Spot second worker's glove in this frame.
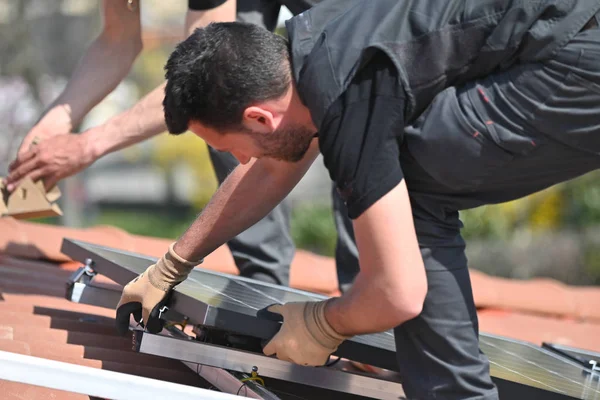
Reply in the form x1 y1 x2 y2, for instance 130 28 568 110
115 243 203 335
260 300 352 366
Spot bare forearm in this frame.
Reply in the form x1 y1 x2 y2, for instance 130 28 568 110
174 162 289 260
325 181 428 336
84 83 167 158
174 142 319 261
326 272 417 335
41 0 143 130
48 34 141 130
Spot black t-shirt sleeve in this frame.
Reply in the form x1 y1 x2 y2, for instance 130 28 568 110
188 0 228 10
319 53 406 219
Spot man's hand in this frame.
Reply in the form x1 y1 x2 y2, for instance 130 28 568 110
5 133 95 192
260 300 352 366
115 243 203 335
16 105 74 158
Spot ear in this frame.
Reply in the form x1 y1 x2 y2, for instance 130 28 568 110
243 106 276 134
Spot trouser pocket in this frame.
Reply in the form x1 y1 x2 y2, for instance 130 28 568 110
406 86 515 192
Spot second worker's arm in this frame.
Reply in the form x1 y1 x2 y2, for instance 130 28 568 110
15 0 143 157
79 1 237 161
6 0 237 192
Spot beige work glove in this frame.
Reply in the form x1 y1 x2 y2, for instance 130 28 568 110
261 300 352 366
115 243 202 335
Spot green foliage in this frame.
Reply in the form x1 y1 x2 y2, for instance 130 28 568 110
560 171 600 229
290 202 337 257
461 170 600 240
94 209 195 240
146 132 218 209
583 244 600 286
88 204 339 257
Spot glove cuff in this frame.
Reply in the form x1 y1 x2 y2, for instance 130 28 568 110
147 243 204 292
304 299 352 350
167 242 204 267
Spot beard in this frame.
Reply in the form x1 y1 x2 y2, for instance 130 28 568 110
252 123 315 162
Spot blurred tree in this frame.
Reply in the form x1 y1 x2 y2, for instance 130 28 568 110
291 202 337 256
460 170 600 240
0 0 100 101
149 132 218 209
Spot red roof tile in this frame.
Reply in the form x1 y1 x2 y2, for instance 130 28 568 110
0 380 88 400
478 309 600 352
471 272 600 321
0 253 209 398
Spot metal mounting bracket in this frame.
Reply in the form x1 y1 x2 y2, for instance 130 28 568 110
68 258 97 284
65 257 123 309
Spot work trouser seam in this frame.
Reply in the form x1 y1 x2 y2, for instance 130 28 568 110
531 48 585 122
566 60 600 95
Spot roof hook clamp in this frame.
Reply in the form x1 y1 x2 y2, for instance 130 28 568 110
69 258 97 286
65 258 97 301
588 360 600 381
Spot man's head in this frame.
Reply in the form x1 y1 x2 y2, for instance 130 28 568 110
163 22 316 164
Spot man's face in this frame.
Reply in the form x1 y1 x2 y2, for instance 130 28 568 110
189 121 315 164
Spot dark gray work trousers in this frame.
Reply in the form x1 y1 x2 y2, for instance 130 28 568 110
208 0 360 288
397 20 600 400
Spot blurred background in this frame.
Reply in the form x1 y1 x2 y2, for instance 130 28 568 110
2 0 600 286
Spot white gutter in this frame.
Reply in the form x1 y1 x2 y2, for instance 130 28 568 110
0 350 245 400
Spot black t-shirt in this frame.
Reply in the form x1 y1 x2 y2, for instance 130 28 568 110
188 0 228 10
319 52 406 219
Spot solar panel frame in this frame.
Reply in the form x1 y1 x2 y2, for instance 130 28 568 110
61 239 600 399
480 334 600 400
60 238 399 371
542 343 600 370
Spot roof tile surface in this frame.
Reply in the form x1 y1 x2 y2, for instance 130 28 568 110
0 250 209 399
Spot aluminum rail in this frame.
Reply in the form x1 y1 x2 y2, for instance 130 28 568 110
0 350 245 400
135 331 406 400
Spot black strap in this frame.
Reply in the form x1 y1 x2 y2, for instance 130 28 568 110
188 0 228 11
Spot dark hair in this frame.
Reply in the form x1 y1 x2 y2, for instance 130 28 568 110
163 22 291 134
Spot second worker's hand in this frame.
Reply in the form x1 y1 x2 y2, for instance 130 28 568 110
258 300 352 366
5 133 96 193
15 105 74 158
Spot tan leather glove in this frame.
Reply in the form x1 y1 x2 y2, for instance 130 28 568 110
262 300 352 366
115 243 202 335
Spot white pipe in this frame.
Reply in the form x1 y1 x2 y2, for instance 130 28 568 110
0 350 245 400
